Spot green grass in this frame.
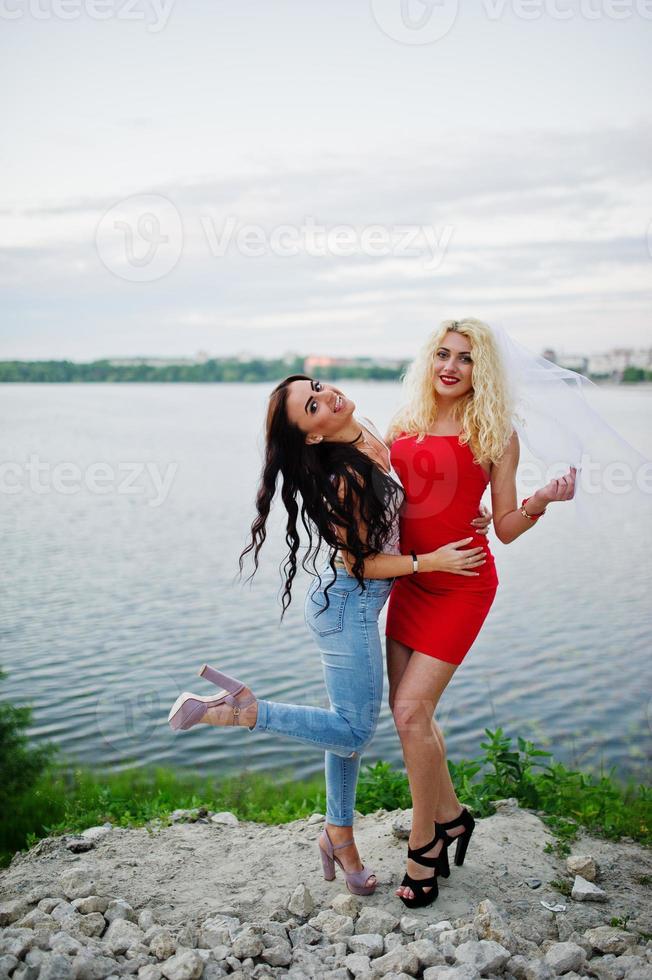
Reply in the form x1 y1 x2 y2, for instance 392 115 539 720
3 726 650 869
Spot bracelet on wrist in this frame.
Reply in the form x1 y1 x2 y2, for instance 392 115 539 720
410 550 419 573
520 496 546 521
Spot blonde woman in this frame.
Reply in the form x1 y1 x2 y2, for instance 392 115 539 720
384 318 576 908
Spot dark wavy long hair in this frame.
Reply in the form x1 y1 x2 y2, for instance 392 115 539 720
239 374 402 616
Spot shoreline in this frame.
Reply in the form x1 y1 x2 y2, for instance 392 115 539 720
1 799 651 979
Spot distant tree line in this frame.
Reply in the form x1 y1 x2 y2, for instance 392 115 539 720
0 359 648 384
0 358 409 383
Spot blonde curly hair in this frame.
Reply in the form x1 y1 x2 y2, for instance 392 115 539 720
388 318 515 466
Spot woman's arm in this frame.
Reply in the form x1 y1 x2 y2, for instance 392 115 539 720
490 431 576 544
332 475 485 579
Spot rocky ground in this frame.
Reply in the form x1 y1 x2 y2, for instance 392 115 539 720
1 798 651 980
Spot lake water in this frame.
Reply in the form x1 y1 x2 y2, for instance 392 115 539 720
1 382 651 786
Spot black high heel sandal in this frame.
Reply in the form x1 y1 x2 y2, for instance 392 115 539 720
433 806 476 878
398 833 441 909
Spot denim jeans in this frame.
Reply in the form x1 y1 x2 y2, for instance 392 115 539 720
252 566 395 826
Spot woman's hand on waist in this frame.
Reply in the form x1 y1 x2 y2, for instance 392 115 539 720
418 538 487 576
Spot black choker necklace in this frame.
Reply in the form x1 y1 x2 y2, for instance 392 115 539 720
343 429 365 446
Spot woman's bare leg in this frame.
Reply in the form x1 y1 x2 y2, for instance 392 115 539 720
387 639 462 822
388 643 461 900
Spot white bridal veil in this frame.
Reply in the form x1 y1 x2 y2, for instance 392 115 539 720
489 322 652 532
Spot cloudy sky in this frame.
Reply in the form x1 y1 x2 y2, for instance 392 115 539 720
1 0 651 361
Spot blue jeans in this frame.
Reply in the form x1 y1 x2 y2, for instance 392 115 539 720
252 566 394 826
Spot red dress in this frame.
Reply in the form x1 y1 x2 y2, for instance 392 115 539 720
385 433 499 665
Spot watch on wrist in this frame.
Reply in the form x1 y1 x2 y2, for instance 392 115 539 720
410 550 419 573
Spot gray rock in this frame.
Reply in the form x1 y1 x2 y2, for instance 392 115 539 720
81 826 112 842
356 909 399 937
555 921 593 952
287 884 314 920
370 945 419 977
39 954 75 980
137 968 162 980
383 932 404 953
16 909 58 932
11 965 40 980
103 920 146 956
40 900 66 915
348 934 384 958
572 876 607 903
209 812 238 827
0 954 19 980
231 928 264 959
25 950 49 968
441 941 459 964
587 954 651 980
0 929 36 959
71 913 105 938
72 898 109 916
51 903 76 924
344 952 371 976
198 917 239 948
424 968 481 980
523 961 553 980
507 954 532 979
199 967 227 980
159 952 203 980
583 928 637 955
330 894 360 920
72 950 116 980
0 900 34 927
440 927 480 948
258 923 289 944
405 939 446 968
105 902 137 925
544 942 587 974
287 924 321 947
149 934 177 961
306 813 325 825
307 910 354 941
422 922 455 942
566 855 597 882
474 900 517 954
137 912 157 933
259 941 292 967
169 810 196 823
176 926 198 951
61 867 97 901
454 940 511 974
400 916 420 937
